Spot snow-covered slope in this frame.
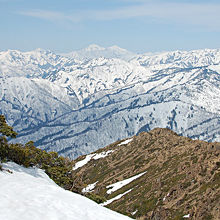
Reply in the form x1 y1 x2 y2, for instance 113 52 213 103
0 162 131 220
0 46 220 158
0 48 77 78
131 49 220 70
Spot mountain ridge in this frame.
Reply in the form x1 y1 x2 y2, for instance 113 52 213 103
71 128 220 219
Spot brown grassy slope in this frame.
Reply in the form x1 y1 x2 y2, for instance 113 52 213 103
71 128 220 220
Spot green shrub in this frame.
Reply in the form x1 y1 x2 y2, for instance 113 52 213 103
0 114 73 190
0 115 17 138
85 193 107 204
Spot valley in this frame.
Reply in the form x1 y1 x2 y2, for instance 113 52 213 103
0 46 220 158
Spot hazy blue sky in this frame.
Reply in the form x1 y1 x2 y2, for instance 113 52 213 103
1 0 220 53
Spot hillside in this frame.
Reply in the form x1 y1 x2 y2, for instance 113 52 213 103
0 46 220 158
0 162 131 220
0 114 132 219
71 128 220 219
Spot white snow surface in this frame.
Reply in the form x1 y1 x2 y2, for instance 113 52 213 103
118 138 133 146
73 154 95 170
0 162 131 220
101 189 133 206
82 181 98 193
208 64 220 73
73 150 114 170
131 210 138 215
106 171 147 194
93 150 114 160
183 214 190 218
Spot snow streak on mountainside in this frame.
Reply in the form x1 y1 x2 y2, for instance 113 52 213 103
0 46 220 158
0 162 131 220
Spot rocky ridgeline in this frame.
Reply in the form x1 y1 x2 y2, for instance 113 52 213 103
72 128 220 219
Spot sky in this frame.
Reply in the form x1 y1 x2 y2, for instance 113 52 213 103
1 0 220 53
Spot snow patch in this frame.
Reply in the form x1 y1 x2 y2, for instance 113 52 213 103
101 189 133 206
82 181 98 193
131 210 138 215
118 138 133 146
73 154 95 170
106 171 147 194
183 214 190 218
93 150 114 160
73 150 114 170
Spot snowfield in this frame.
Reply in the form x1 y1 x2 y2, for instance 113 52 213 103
0 162 131 220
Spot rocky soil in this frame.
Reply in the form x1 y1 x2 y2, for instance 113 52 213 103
72 128 220 219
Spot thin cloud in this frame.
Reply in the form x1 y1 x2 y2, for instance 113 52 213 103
19 10 66 21
17 1 220 30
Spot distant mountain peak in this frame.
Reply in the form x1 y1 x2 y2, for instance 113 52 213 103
62 44 135 61
34 48 48 52
107 45 129 52
84 44 105 51
83 44 128 52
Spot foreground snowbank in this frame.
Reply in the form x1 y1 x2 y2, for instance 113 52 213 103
0 162 131 220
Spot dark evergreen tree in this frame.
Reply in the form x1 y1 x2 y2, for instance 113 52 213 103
0 114 74 189
0 115 17 138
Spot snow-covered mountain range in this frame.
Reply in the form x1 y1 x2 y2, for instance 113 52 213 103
0 45 220 158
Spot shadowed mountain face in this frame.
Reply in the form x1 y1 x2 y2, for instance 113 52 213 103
0 47 220 158
71 128 220 220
